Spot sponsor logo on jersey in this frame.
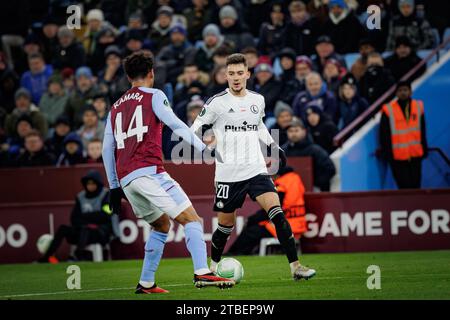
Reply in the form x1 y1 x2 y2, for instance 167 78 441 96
228 108 235 113
250 105 259 114
224 121 258 132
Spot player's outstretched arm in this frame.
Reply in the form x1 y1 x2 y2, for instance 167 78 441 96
102 112 120 189
258 118 287 169
152 91 206 152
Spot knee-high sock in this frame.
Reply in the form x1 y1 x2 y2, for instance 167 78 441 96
184 221 210 274
140 230 167 284
268 206 298 263
211 224 234 263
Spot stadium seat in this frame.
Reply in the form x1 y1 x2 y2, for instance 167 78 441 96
431 28 441 48
259 237 302 256
417 50 437 66
344 53 360 69
444 28 450 49
70 243 111 262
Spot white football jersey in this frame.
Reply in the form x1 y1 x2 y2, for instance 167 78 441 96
191 88 273 182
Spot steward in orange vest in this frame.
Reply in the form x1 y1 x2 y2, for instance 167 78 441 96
227 167 307 255
380 81 427 188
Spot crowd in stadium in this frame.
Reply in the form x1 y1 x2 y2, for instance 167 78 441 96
0 0 447 190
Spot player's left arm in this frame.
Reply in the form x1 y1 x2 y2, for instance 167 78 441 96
257 100 287 168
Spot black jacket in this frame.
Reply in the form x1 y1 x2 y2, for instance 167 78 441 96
16 148 55 167
359 65 396 104
282 135 336 191
308 115 339 155
384 52 427 82
52 41 86 71
249 76 282 115
283 18 319 56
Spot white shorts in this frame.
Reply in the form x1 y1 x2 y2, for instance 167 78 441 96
123 172 192 223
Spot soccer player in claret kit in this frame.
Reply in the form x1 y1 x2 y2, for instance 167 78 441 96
102 51 234 294
191 53 316 281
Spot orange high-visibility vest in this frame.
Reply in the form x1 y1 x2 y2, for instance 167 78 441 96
382 99 424 161
259 172 307 238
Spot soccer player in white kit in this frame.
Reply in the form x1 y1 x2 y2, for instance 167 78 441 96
191 53 316 281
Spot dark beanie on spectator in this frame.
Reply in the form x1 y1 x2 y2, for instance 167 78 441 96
104 45 122 58
54 115 71 127
16 114 33 128
15 88 32 101
339 73 357 88
316 35 333 46
395 36 412 48
278 48 297 62
127 29 144 42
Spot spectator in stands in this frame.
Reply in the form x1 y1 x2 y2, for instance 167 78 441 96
336 73 369 130
278 48 297 83
56 132 86 166
148 6 175 53
98 45 129 103
86 138 103 163
280 55 312 106
77 106 105 150
186 96 204 126
14 34 42 76
306 0 329 25
0 52 20 114
83 9 118 74
212 45 234 69
61 68 75 94
359 52 396 104
257 2 287 56
384 36 426 82
194 24 225 72
311 35 346 75
40 16 60 64
281 118 336 191
45 115 71 159
305 104 338 154
174 63 209 104
174 81 206 121
156 25 196 86
39 75 68 127
321 0 366 54
206 64 228 97
386 0 435 50
284 1 319 56
322 58 346 95
292 72 338 124
65 67 100 129
250 62 282 122
227 166 306 255
92 93 109 125
122 29 145 57
20 53 53 105
117 12 148 47
242 47 259 75
379 81 427 188
0 115 33 164
183 0 213 43
16 130 55 167
268 102 294 146
38 169 112 262
53 26 86 71
5 88 48 137
219 5 255 52
350 38 376 81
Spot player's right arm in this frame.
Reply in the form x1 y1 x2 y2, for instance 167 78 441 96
190 100 220 135
152 90 206 152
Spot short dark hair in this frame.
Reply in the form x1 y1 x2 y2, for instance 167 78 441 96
241 46 258 56
184 63 198 70
226 53 247 67
25 129 43 140
123 51 154 80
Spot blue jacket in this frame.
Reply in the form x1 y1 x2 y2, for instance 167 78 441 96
20 65 53 104
292 84 338 124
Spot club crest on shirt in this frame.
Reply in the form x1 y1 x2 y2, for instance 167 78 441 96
250 105 259 114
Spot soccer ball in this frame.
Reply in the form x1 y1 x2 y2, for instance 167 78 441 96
36 234 53 254
216 258 244 284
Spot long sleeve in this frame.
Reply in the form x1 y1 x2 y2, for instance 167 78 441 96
152 90 206 152
379 111 393 161
102 112 120 189
421 111 428 158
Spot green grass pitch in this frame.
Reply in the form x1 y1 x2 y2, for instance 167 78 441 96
1 250 449 300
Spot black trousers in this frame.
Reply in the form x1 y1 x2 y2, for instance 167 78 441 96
390 158 422 189
44 225 109 259
227 210 272 255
